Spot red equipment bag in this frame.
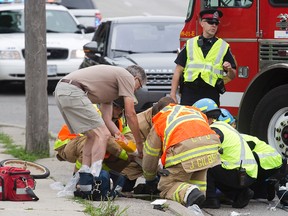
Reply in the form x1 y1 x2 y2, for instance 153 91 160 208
0 166 39 201
0 175 4 200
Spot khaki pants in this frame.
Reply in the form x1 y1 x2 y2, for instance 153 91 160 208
158 163 207 205
56 136 86 164
121 161 143 180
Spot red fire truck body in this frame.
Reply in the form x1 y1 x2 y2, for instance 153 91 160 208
180 0 288 158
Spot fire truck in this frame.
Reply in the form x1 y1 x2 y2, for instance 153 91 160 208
179 0 288 158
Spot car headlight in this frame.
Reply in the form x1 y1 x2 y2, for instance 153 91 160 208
0 50 21 59
70 49 85 59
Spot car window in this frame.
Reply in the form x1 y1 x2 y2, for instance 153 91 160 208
46 10 78 33
0 11 24 33
93 22 110 53
74 16 94 27
208 0 253 7
0 9 79 34
110 22 182 54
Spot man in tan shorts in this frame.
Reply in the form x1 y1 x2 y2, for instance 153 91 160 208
53 99 129 175
54 65 146 179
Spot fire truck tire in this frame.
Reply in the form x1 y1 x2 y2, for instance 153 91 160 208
250 84 288 158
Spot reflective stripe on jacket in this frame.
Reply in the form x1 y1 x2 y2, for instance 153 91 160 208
152 103 218 166
54 124 78 150
118 117 131 134
54 139 70 150
184 36 229 86
75 159 82 170
211 121 258 178
242 134 282 170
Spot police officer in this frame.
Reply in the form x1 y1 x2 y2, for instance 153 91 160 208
170 9 237 106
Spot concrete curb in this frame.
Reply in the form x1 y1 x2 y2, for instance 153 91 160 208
0 124 196 216
0 123 25 129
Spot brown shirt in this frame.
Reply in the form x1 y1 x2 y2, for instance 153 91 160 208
65 65 135 103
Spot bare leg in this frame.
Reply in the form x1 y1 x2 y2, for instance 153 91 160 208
90 125 110 163
82 133 94 167
82 125 110 175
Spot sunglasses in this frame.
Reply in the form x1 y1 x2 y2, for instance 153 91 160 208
204 20 219 26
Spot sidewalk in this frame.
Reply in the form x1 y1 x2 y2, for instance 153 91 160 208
0 124 195 216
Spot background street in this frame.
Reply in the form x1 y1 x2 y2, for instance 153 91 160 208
0 0 188 135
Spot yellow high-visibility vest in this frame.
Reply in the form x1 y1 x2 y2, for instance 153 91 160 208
211 121 258 178
242 134 282 170
184 36 229 87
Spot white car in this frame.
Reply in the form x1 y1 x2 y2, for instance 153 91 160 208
59 0 102 28
0 2 94 83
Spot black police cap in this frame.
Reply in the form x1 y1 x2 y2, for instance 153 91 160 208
199 9 223 21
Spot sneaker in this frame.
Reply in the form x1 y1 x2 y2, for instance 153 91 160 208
202 198 221 209
232 188 254 208
185 188 205 208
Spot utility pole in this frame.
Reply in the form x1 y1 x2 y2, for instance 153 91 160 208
25 0 49 155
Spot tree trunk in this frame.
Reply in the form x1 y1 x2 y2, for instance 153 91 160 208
25 0 49 155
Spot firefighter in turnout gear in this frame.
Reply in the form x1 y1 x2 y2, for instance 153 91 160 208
142 102 221 207
54 125 86 174
193 98 258 209
124 96 177 194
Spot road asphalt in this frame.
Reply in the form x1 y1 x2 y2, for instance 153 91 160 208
0 124 287 216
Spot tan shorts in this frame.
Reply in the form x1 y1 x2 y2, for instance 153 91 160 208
54 82 104 134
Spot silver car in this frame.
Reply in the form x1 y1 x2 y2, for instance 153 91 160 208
80 16 185 112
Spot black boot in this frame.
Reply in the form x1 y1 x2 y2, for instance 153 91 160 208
185 188 205 208
202 197 220 209
232 188 254 208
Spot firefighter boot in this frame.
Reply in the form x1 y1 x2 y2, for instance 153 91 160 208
202 197 220 209
232 188 254 208
134 178 160 195
185 188 205 208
